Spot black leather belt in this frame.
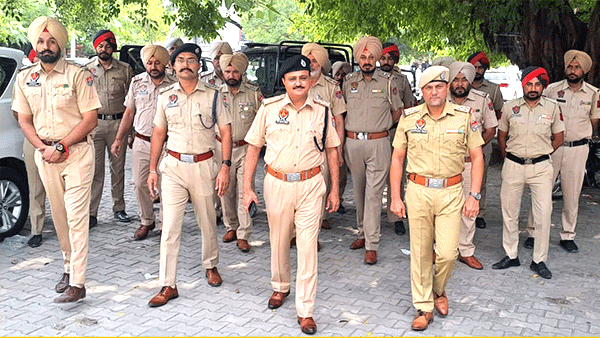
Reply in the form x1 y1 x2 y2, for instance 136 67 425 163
563 139 589 147
506 152 549 165
98 113 124 120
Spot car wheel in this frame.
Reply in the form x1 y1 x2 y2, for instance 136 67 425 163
0 166 29 238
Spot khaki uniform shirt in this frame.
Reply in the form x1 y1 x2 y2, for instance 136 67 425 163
154 81 231 154
499 97 565 158
392 69 416 107
12 58 102 140
308 74 346 117
124 72 177 137
448 88 498 132
393 102 484 178
543 79 600 142
342 69 404 133
219 81 263 142
245 94 341 172
474 78 503 112
200 71 225 87
86 56 134 115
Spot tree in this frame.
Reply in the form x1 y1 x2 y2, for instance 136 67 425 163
240 0 307 43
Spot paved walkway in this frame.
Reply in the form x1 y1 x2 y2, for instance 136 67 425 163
2 149 600 336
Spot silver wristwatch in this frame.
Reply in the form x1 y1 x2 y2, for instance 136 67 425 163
469 192 482 200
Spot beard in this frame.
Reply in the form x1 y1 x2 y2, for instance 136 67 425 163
450 85 470 98
566 73 583 84
38 48 61 64
474 72 484 81
524 90 542 101
226 78 242 87
98 52 112 61
361 64 375 75
148 69 165 79
380 64 393 72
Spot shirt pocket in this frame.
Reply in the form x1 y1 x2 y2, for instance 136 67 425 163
109 77 126 99
442 130 467 156
52 87 75 110
192 104 216 131
23 87 43 112
265 123 292 147
238 103 256 125
535 115 552 136
166 107 184 128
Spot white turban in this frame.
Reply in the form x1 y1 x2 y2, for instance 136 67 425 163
210 42 233 61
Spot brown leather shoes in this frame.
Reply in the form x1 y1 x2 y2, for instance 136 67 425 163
237 239 250 252
411 310 433 331
459 255 483 270
134 222 155 240
54 285 86 303
297 316 317 335
55 273 70 293
290 237 296 248
222 230 237 243
206 267 222 287
148 286 179 307
267 290 290 309
434 292 448 316
321 219 331 229
365 250 377 264
350 238 365 250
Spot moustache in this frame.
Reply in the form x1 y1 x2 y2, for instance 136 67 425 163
40 50 54 55
293 86 305 90
180 68 193 73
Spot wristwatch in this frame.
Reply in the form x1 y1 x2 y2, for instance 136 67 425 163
55 142 66 153
469 192 482 200
222 160 232 167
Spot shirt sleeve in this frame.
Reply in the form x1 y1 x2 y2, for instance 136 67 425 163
11 73 32 115
215 90 232 128
324 106 341 148
75 68 102 113
591 89 600 119
392 114 409 149
389 75 404 112
551 103 566 134
244 103 267 147
498 104 511 132
482 95 499 129
466 113 485 149
153 93 168 129
493 85 504 111
401 75 415 107
124 80 136 110
329 83 347 117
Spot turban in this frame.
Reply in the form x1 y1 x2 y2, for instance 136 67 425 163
332 61 352 76
210 41 233 61
279 55 310 79
141 44 170 66
93 30 117 50
28 16 68 52
419 66 449 89
323 59 331 74
25 44 37 63
302 42 329 69
467 51 490 68
448 62 476 83
564 50 592 74
432 56 456 68
382 42 400 64
220 52 249 73
521 66 550 88
164 37 183 51
170 43 202 66
353 36 383 63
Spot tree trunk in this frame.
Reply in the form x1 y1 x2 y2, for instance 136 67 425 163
584 1 600 87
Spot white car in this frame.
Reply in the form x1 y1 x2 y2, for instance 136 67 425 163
0 47 29 239
484 66 523 101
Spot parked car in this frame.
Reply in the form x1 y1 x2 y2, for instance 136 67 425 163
0 47 29 239
484 66 523 101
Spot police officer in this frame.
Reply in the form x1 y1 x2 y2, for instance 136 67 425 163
217 52 263 252
523 51 600 253
332 61 352 87
380 42 416 235
242 55 340 335
389 66 484 331
492 67 564 279
110 45 176 240
164 37 184 78
467 51 504 229
147 43 232 307
86 30 134 227
343 36 403 264
200 41 233 86
302 42 346 230
13 16 101 302
447 62 498 270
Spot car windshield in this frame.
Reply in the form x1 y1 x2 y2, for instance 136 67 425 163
485 72 508 82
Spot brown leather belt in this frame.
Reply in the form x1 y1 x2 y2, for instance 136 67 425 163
167 149 213 163
346 130 389 140
135 132 151 142
266 165 321 182
216 135 248 147
40 139 60 146
408 173 462 189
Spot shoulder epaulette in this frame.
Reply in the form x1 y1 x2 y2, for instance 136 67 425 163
323 76 339 86
345 72 357 80
313 94 330 108
454 105 471 114
263 94 285 105
132 73 145 82
204 81 219 90
244 81 261 91
470 88 487 99
18 64 35 72
378 70 392 78
404 106 421 116
65 60 86 68
159 83 177 94
583 81 599 93
542 96 559 105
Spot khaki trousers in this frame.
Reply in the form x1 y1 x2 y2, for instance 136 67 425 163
458 162 477 257
90 118 127 216
386 127 404 223
339 161 348 202
216 144 253 240
500 159 553 263
406 181 463 312
131 138 163 229
35 141 93 286
264 173 326 318
23 139 46 235
525 145 588 240
158 155 219 287
478 142 493 217
345 137 391 250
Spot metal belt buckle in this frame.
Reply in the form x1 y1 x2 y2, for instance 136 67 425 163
287 172 301 182
563 142 571 147
427 178 444 189
357 132 368 140
524 158 533 165
180 154 195 163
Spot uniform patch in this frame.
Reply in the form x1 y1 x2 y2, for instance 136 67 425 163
209 79 215 85
276 109 290 124
557 90 564 98
335 90 343 99
26 72 41 87
166 94 178 108
580 100 591 106
512 106 521 116
488 101 494 111
332 116 336 128
223 96 229 108
351 82 358 93
138 84 148 95
90 68 96 75
259 94 264 102
471 119 480 131
86 76 94 86
392 87 398 96
411 118 427 134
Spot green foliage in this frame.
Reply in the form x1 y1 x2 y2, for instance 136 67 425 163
240 0 307 43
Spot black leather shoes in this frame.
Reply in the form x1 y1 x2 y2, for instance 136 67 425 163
89 216 97 229
114 211 131 223
523 237 534 249
492 256 520 269
530 261 552 279
475 217 486 229
394 221 406 235
560 240 578 253
28 235 42 248
337 204 346 214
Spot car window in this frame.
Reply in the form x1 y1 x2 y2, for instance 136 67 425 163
485 72 508 82
0 56 17 98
